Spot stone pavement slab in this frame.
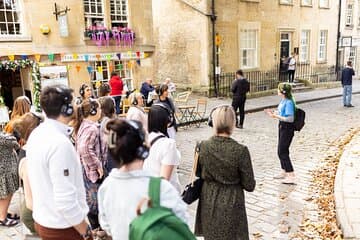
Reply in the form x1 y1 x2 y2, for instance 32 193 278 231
335 132 360 239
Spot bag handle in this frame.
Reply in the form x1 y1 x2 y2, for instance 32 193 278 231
135 197 152 216
149 177 161 208
188 141 201 186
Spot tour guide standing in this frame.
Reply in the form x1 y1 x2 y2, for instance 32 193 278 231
26 85 92 240
231 69 250 129
265 83 296 184
109 72 123 114
342 60 355 107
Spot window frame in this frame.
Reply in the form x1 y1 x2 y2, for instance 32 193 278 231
83 0 105 29
239 29 259 69
0 0 28 39
300 30 311 63
110 0 129 28
317 30 328 62
279 0 293 5
301 0 313 7
348 47 356 67
319 0 330 8
345 3 354 28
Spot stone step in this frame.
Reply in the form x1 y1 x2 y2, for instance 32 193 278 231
292 86 312 92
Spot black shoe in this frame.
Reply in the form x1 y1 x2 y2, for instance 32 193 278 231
348 104 355 107
236 124 243 129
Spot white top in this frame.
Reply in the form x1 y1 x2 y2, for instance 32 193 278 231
126 106 148 133
27 119 88 228
288 57 296 70
98 169 189 240
143 132 182 193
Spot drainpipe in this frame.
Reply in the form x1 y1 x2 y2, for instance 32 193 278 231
210 0 217 97
336 0 342 80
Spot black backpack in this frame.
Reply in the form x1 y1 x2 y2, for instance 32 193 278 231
294 108 305 131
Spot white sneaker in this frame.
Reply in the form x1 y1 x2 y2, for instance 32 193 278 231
281 176 296 184
274 172 286 179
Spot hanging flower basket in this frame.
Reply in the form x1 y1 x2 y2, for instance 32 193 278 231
84 26 136 48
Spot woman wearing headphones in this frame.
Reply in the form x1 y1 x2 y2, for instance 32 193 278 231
195 105 255 240
4 96 31 134
75 84 92 105
97 119 188 239
156 84 177 139
126 92 147 133
74 99 107 239
265 83 296 184
143 104 182 193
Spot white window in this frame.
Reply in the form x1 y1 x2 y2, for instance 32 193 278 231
84 0 105 28
345 4 353 27
319 0 329 8
0 0 22 35
349 47 356 66
301 0 312 6
240 29 258 69
318 30 327 61
300 30 310 62
279 0 293 4
110 0 128 28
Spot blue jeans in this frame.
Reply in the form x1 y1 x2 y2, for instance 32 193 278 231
113 96 122 114
343 85 352 106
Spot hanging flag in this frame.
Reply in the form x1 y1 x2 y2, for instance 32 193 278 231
84 54 89 62
73 53 78 60
75 65 81 72
48 53 55 62
21 55 28 60
136 59 141 66
144 52 149 58
97 66 103 72
95 54 101 60
116 53 121 60
109 64 114 73
127 61 133 69
87 65 93 74
117 64 123 70
35 54 41 62
106 54 111 61
136 51 140 58
8 55 15 61
66 65 71 71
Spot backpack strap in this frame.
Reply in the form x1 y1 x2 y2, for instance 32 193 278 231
149 177 161 208
150 135 165 146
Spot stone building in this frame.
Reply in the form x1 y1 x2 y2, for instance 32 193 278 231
153 0 339 93
0 0 154 109
339 0 360 74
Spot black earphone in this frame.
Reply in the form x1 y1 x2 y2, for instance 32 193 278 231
30 112 44 126
158 84 168 96
208 104 232 127
89 99 98 116
152 103 174 124
108 120 149 160
132 95 138 106
79 84 88 97
55 87 74 117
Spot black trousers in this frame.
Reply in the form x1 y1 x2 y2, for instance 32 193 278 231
278 122 294 172
88 212 100 230
288 70 295 82
232 96 246 126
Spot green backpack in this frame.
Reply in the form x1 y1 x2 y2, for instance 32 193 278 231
129 177 196 240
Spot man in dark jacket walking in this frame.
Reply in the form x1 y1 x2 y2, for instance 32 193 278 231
341 61 355 107
231 69 250 129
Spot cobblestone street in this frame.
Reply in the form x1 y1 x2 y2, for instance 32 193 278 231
1 95 359 240
176 96 360 239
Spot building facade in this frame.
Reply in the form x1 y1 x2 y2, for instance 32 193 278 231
153 0 339 93
0 0 154 109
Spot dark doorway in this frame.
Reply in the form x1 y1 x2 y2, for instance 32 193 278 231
280 41 290 59
0 69 22 110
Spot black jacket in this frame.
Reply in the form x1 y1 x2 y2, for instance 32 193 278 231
341 67 355 86
231 77 250 97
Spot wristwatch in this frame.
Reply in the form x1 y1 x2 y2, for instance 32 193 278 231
81 225 92 240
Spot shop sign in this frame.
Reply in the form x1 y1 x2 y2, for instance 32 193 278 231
39 66 68 89
59 14 69 37
61 52 145 62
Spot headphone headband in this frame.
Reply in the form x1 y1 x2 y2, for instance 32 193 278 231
55 87 74 116
208 104 232 127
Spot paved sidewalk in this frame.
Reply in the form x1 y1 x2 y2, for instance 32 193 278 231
335 131 360 239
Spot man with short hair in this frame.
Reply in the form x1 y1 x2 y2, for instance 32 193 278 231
27 85 92 240
140 78 155 107
231 70 250 129
341 61 355 107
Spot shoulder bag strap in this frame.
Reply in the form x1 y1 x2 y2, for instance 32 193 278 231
189 141 201 185
149 177 161 207
150 135 165 146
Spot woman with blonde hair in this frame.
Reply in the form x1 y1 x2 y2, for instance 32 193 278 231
126 92 147 133
4 96 31 134
195 105 256 240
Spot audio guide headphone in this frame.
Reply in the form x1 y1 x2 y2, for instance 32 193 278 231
158 84 168 96
152 103 174 124
208 104 232 127
55 87 74 117
79 84 88 97
89 98 98 116
108 120 149 160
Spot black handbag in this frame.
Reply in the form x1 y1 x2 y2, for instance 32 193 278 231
181 142 203 204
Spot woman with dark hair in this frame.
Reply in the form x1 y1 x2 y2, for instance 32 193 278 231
98 83 111 97
98 119 188 239
143 104 181 193
75 84 92 105
265 83 296 184
156 84 177 139
74 98 107 238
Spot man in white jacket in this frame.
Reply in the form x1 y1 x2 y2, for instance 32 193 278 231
27 85 92 240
